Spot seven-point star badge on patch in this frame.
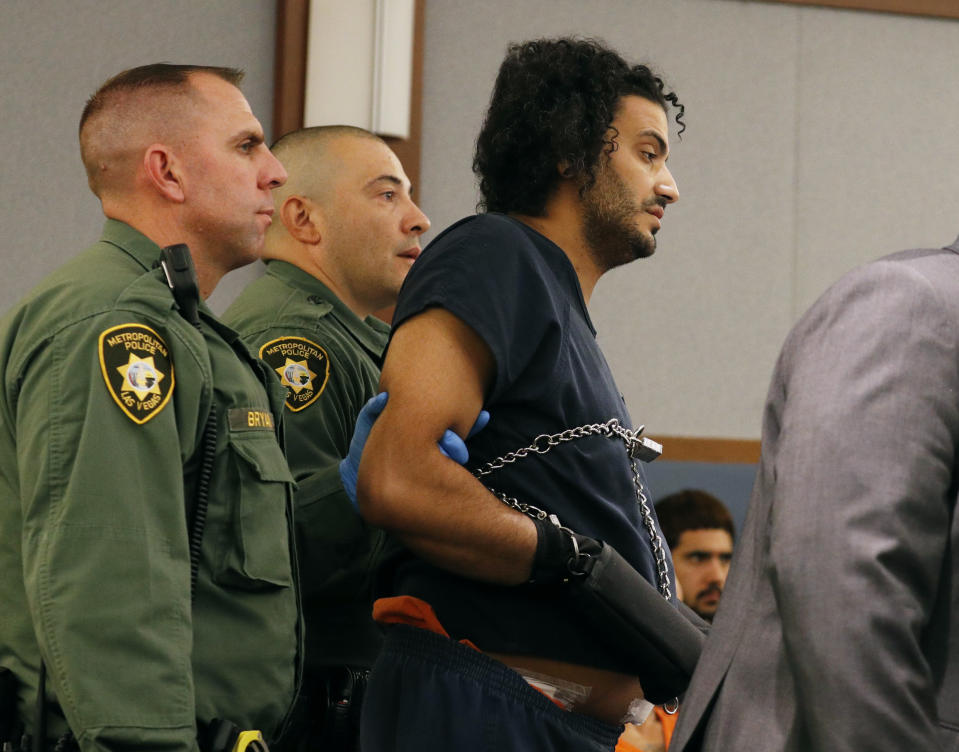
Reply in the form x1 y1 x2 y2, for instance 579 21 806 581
99 323 175 424
276 358 317 394
259 336 330 412
117 354 166 399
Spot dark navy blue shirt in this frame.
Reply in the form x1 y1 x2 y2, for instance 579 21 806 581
389 213 676 667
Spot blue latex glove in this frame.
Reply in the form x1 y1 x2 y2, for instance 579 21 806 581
339 392 388 508
438 407 490 463
340 392 490 510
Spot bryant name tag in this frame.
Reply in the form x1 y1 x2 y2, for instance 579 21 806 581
99 323 174 424
258 336 330 412
228 408 276 431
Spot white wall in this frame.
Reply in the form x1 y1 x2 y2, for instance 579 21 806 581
417 0 959 439
1 0 276 315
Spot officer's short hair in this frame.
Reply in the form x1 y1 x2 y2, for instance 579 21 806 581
79 63 243 134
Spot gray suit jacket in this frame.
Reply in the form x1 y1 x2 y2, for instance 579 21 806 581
670 240 959 751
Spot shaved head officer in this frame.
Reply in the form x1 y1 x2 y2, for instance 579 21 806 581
223 125 429 750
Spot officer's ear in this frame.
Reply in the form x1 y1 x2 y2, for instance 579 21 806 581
280 195 322 244
144 144 185 203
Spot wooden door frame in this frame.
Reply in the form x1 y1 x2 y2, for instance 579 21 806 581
761 0 959 19
272 0 425 190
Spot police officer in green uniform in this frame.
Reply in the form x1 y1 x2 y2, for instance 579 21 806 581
222 126 429 748
0 64 300 751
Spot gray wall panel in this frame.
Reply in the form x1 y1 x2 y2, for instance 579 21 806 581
794 6 959 314
2 0 276 315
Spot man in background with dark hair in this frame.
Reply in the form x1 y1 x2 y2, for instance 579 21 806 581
0 64 299 751
356 38 686 752
655 490 734 622
224 125 430 750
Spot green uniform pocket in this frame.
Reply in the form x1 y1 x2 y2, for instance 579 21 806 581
213 431 295 590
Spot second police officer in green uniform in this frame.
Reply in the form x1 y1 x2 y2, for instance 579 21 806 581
0 65 300 752
223 126 430 749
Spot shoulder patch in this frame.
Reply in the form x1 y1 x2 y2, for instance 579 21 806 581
259 336 330 412
98 323 175 424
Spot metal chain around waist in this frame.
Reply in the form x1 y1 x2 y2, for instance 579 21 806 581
473 419 672 600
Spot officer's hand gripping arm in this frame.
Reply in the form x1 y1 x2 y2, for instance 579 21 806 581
339 391 489 509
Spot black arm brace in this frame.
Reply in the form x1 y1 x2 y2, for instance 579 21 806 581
529 516 707 704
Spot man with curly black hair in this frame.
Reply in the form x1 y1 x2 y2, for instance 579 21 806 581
356 38 686 751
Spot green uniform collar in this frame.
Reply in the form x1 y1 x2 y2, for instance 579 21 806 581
99 218 166 270
99 218 223 320
265 260 390 355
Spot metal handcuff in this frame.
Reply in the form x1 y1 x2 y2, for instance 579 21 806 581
472 418 672 601
472 419 681 715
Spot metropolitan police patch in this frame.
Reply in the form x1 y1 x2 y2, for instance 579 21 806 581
259 336 330 412
98 323 175 424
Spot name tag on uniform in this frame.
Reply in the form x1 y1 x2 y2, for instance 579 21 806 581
229 408 276 431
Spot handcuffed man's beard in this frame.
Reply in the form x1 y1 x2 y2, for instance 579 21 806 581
581 169 656 271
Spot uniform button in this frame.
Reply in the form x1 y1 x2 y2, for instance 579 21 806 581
307 295 323 304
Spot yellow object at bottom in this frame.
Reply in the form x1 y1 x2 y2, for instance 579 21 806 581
234 730 269 752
